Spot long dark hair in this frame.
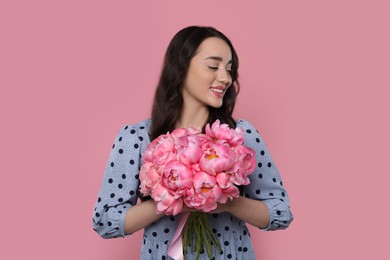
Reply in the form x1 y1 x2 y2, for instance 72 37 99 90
150 26 240 140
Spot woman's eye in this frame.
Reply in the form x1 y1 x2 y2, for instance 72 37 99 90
208 66 218 70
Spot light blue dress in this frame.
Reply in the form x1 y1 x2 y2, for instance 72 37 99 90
93 119 293 259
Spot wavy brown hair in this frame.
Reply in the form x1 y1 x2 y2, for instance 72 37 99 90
150 26 240 140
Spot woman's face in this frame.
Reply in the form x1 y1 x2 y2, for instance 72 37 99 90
182 37 233 109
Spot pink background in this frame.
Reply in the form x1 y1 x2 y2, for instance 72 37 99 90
1 0 389 259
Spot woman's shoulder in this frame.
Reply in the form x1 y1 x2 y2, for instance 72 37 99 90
119 118 151 132
236 118 257 130
113 119 151 142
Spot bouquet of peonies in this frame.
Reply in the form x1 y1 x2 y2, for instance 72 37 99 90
139 120 256 259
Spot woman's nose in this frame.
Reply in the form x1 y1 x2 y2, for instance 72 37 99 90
217 69 232 86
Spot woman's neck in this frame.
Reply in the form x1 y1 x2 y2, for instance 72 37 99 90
176 104 209 129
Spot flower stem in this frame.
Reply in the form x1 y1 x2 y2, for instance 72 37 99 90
183 212 222 260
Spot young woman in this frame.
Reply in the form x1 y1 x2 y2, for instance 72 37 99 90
93 26 293 260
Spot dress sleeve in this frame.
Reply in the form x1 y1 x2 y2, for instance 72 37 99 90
92 125 141 238
239 119 293 231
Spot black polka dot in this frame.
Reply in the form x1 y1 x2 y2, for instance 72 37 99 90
118 198 123 202
124 126 128 130
269 193 274 196
276 210 281 215
134 143 139 149
95 212 100 217
118 184 123 189
162 256 166 260
148 249 152 254
224 241 229 246
108 221 112 226
258 173 263 179
246 129 252 134
119 149 123 154
119 137 122 142
110 162 114 167
243 247 248 252
281 192 285 197
227 253 232 259
224 226 229 231
243 230 247 235
98 222 103 226
268 162 272 167
273 178 277 182
135 174 139 180
256 189 260 194
140 126 145 129
130 129 136 134
170 217 175 221
258 162 262 168
110 193 115 198
256 138 260 143
122 174 126 179
238 247 242 252
280 181 283 186
112 144 115 149
138 136 144 141
129 190 135 195
97 197 101 202
130 159 135 165
164 228 170 233
164 240 169 244
260 150 265 155
152 232 157 237
108 178 113 184
212 228 217 233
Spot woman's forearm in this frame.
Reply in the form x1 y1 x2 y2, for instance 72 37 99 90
124 200 164 235
227 196 270 229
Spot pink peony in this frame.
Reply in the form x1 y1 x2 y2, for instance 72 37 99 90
161 160 193 193
184 171 222 212
205 119 245 146
199 141 237 175
233 145 256 174
143 133 176 168
174 133 204 166
139 162 161 195
153 184 183 216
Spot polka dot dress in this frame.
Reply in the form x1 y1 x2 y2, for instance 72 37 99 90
93 119 293 259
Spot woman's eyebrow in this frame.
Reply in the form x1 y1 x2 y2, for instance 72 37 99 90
205 56 232 64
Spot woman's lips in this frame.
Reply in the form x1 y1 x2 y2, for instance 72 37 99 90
210 86 225 98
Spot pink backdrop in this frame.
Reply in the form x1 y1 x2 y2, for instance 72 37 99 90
1 0 389 259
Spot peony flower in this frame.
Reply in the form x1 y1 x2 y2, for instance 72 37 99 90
152 184 183 216
184 171 222 212
174 133 203 166
199 141 237 175
161 160 193 193
233 145 256 174
139 162 161 195
143 133 176 169
218 184 240 204
205 119 245 146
